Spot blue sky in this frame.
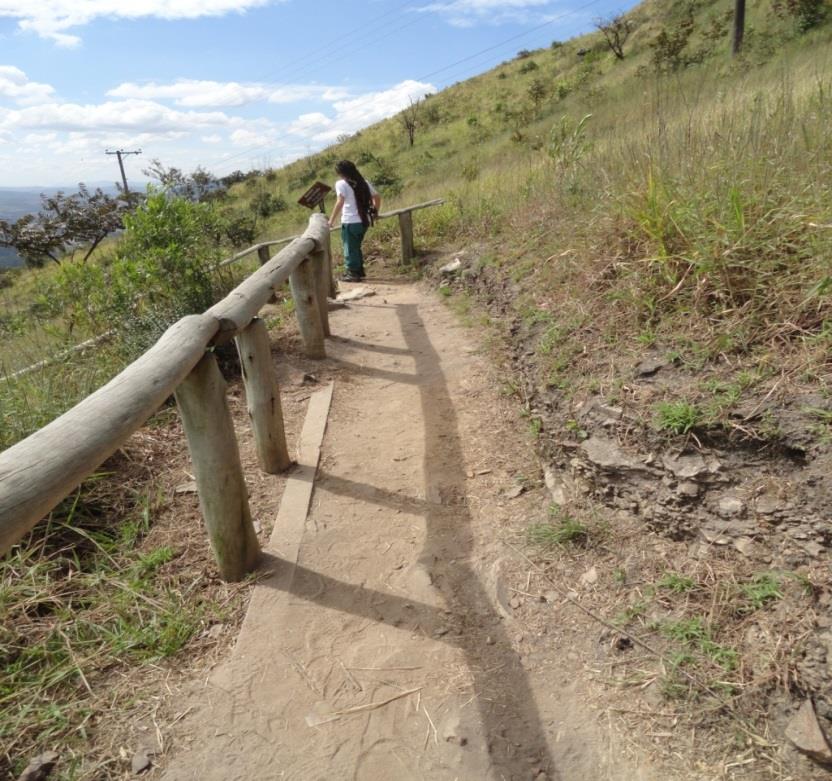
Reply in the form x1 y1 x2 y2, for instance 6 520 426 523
0 0 632 187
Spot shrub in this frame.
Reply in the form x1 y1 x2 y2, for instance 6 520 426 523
519 60 539 74
252 191 287 218
651 10 695 72
50 192 232 351
225 213 257 247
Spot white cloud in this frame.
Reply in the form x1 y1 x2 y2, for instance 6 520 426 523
417 0 552 26
230 127 275 146
287 112 332 134
287 80 435 143
22 131 57 143
0 66 55 105
202 133 223 144
1 99 240 132
107 79 351 108
0 0 277 47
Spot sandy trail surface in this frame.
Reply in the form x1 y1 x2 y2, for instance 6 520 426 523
161 281 654 781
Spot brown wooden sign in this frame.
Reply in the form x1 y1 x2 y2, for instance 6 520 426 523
298 181 332 211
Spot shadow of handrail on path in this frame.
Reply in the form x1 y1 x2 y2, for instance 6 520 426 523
398 301 557 779
261 300 557 778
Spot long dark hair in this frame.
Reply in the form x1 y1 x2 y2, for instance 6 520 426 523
336 160 373 227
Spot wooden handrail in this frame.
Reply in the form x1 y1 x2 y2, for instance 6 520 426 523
0 196 442 572
0 213 331 565
378 198 445 219
219 198 445 267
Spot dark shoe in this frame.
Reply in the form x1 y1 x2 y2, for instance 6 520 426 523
341 273 361 282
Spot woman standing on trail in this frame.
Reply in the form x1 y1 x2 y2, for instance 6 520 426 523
328 160 381 282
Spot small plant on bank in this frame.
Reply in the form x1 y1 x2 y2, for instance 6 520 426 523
655 400 702 435
738 572 784 612
660 617 739 672
656 571 697 593
527 508 588 548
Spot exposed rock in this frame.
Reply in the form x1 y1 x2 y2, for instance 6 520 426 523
16 752 60 781
635 356 666 376
662 452 705 478
439 258 462 276
755 494 783 515
503 484 524 499
784 699 832 766
676 481 700 498
131 748 153 775
580 436 645 472
733 536 756 556
718 496 745 517
579 566 599 587
336 286 376 302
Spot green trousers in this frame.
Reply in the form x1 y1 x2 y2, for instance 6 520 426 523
341 222 367 276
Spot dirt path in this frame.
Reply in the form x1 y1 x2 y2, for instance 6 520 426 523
160 281 655 781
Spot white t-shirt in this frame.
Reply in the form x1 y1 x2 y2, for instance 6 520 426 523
335 178 377 225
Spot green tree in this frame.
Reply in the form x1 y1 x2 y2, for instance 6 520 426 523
0 185 127 267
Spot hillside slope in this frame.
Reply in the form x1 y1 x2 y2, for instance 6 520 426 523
2 0 832 776
219 0 832 775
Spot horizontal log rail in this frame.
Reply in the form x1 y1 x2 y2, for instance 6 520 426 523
219 198 445 268
4 200 444 385
0 213 332 576
0 331 115 384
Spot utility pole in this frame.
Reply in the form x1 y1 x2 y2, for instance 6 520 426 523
732 0 746 55
105 148 142 194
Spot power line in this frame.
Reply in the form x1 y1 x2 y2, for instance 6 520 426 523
208 14 431 172
204 0 605 176
415 0 605 83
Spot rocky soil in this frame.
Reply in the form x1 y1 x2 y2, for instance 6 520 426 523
433 249 832 778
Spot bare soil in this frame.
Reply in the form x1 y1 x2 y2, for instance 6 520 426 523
151 280 663 781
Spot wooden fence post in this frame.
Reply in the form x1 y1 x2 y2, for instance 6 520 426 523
324 228 337 299
398 210 414 265
235 318 291 473
257 244 280 303
289 256 326 359
175 352 260 582
312 249 331 338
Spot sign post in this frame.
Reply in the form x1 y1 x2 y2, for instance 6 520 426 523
298 181 332 214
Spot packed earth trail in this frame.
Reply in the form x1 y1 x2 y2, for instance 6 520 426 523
159 280 656 781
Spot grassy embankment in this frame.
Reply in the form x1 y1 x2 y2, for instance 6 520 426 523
2 0 831 775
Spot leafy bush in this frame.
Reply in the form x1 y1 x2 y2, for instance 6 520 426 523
773 0 828 31
224 213 257 247
51 192 232 352
251 191 287 218
650 9 695 72
519 60 539 74
370 157 403 196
